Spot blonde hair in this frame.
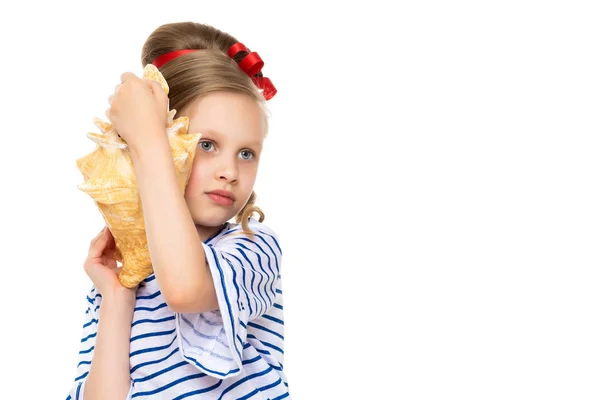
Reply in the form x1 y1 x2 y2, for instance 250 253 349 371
141 22 268 236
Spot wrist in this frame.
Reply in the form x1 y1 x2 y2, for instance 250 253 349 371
102 286 137 309
127 127 167 158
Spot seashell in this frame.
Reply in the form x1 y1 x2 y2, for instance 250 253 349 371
76 64 202 288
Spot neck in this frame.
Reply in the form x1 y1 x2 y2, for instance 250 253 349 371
195 222 227 243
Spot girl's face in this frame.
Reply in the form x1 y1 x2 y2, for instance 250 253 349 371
180 91 265 229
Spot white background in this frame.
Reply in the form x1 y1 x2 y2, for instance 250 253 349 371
0 0 598 399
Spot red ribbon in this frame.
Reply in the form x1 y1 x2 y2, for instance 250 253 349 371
150 42 277 100
252 77 277 101
151 49 197 69
229 42 277 100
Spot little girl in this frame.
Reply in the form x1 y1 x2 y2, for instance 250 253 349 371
66 21 289 399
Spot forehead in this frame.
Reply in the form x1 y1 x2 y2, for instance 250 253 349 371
183 91 265 145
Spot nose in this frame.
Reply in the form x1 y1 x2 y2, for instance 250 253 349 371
216 157 238 184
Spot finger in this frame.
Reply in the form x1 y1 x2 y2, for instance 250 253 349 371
106 247 119 260
148 80 163 95
120 72 137 83
104 228 118 250
89 227 110 257
90 226 106 244
95 226 110 245
114 247 123 262
104 233 114 250
105 256 117 270
110 83 122 104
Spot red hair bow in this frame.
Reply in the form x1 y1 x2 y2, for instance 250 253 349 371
227 42 277 100
151 42 277 101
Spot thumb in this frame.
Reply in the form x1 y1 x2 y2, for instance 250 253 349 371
89 227 111 258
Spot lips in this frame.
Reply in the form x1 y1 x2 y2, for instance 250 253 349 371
206 189 235 207
207 190 236 201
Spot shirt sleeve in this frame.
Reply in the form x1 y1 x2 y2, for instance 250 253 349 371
66 286 135 400
174 219 283 379
66 286 100 399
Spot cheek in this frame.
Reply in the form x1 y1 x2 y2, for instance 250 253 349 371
184 164 206 197
237 166 254 185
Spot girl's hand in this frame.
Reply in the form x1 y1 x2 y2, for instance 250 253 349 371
84 226 137 300
106 72 168 150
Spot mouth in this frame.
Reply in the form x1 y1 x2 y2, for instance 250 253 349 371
206 190 235 206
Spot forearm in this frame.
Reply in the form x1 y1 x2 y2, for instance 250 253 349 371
129 136 211 307
84 290 135 400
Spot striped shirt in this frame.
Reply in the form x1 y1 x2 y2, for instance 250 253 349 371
66 218 290 399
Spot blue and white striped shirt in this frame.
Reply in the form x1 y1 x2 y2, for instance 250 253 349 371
66 218 290 399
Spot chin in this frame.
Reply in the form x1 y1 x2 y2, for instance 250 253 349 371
192 214 228 228
190 208 238 228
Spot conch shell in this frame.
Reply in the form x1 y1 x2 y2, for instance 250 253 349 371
76 64 202 288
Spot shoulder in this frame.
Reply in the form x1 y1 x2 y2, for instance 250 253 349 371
219 218 281 247
209 218 283 263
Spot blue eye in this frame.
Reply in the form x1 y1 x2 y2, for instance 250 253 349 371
239 150 254 160
199 140 254 160
199 141 214 152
